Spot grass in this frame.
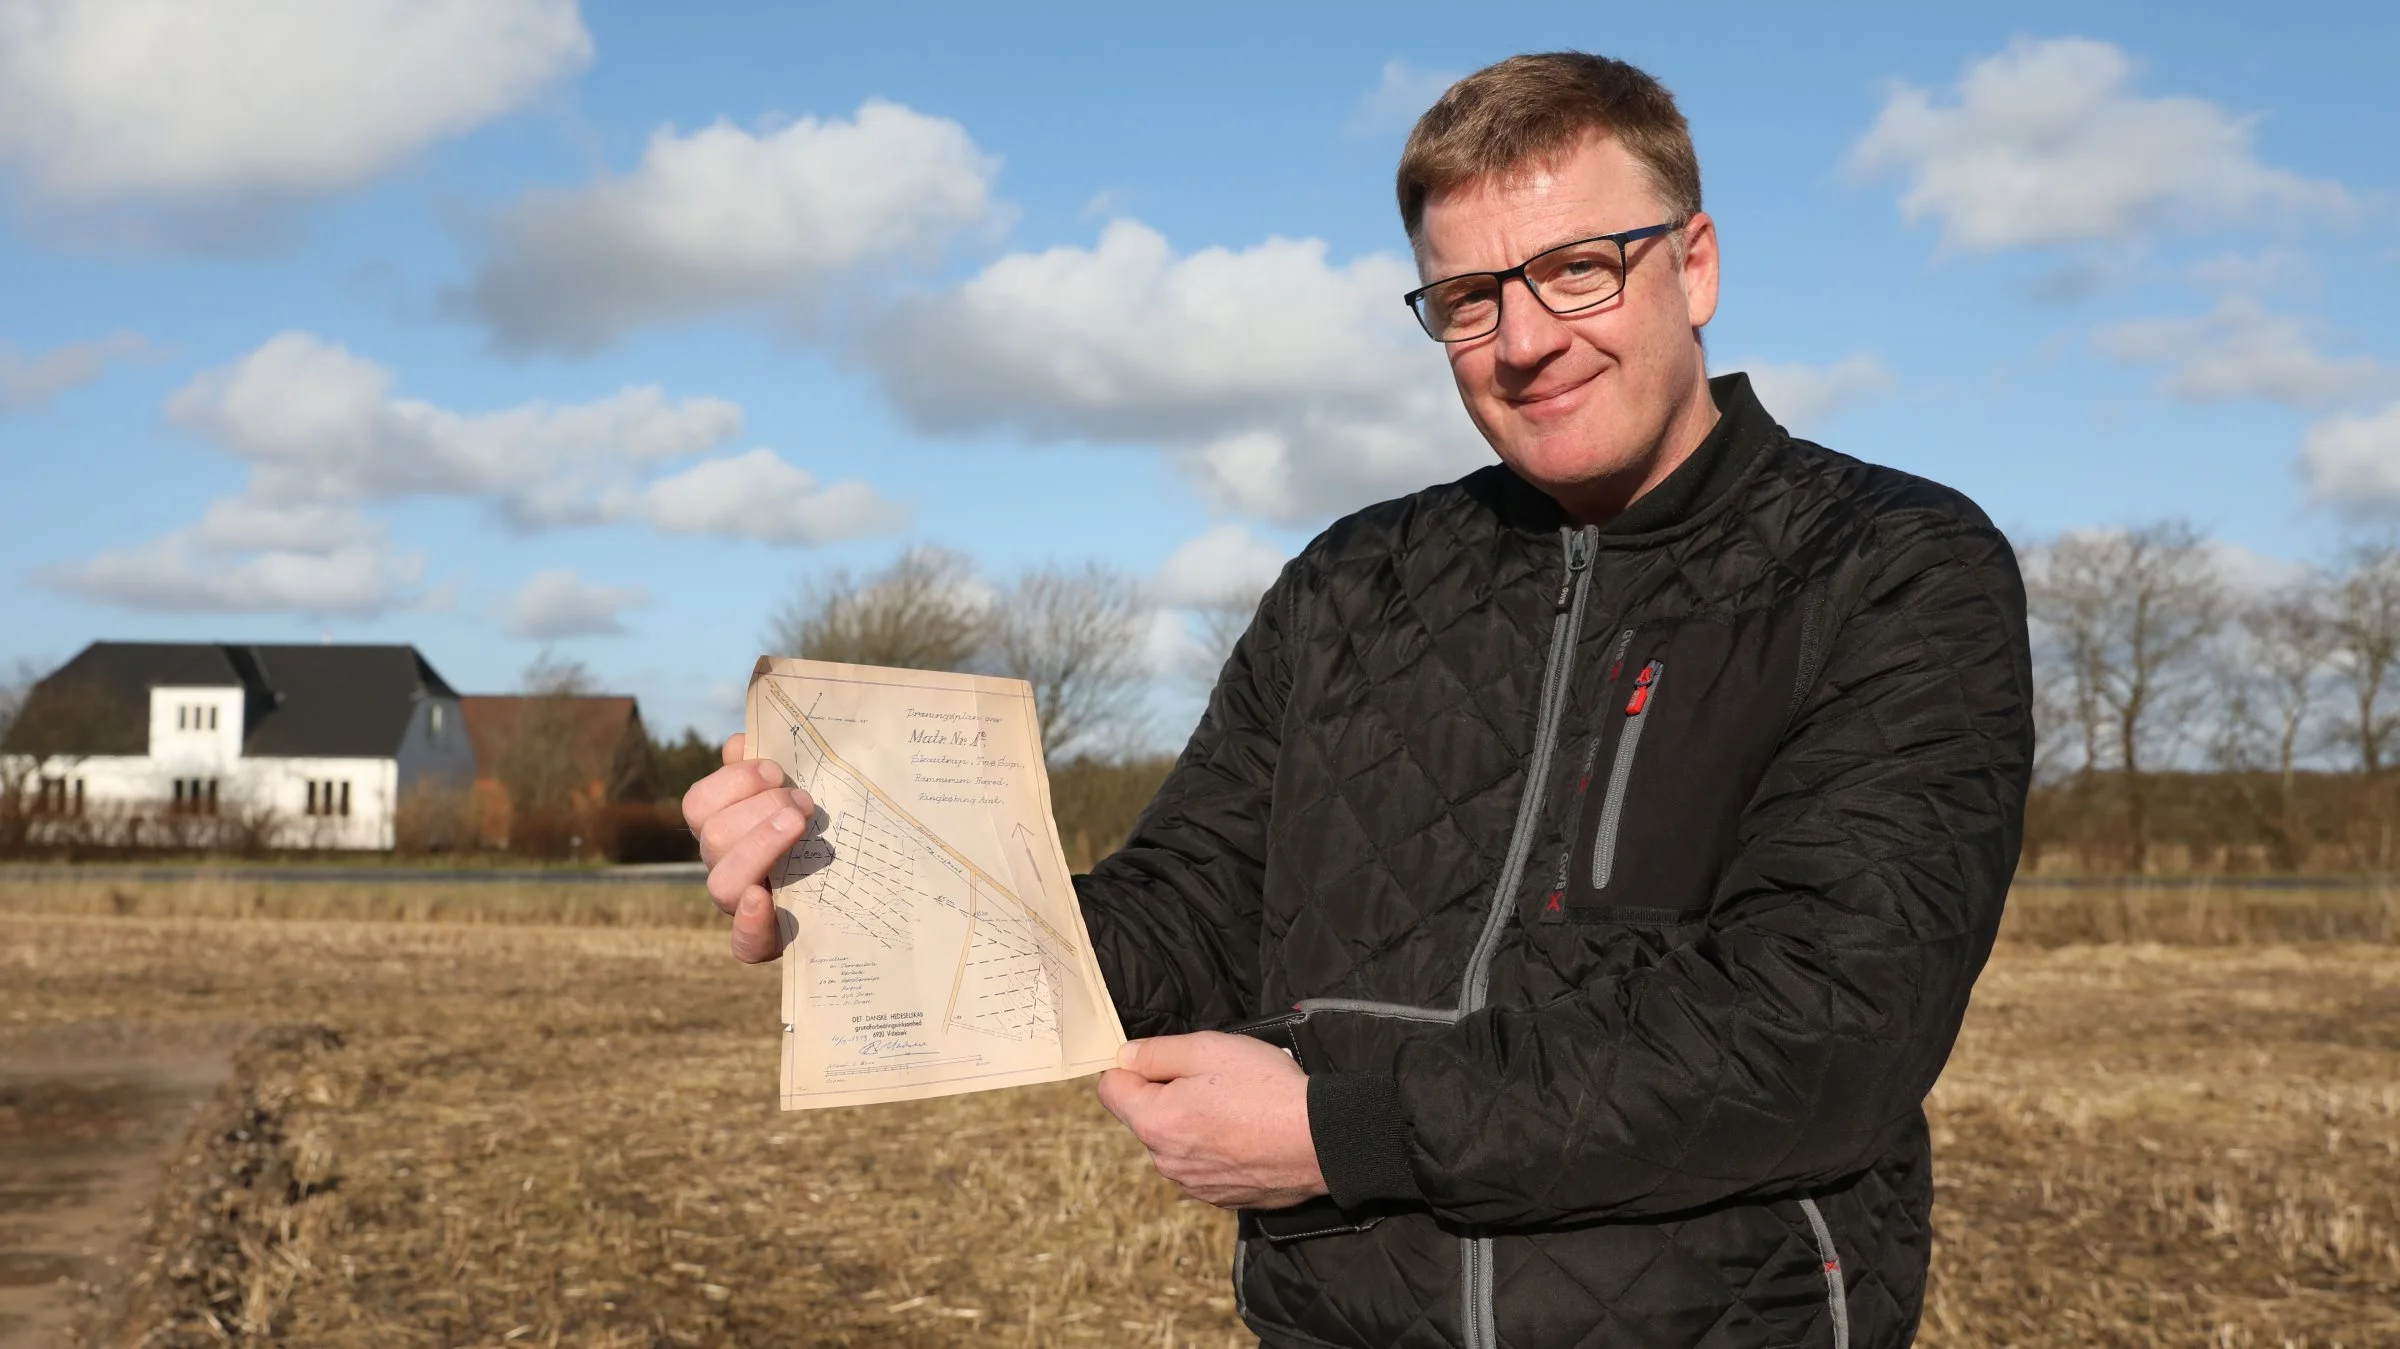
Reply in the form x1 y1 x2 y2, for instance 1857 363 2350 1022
2 878 2394 1346
2002 879 2397 946
0 874 708 929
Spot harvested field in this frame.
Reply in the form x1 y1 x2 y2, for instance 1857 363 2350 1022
0 882 2394 1346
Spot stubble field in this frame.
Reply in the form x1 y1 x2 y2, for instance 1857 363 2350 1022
2 877 2396 1347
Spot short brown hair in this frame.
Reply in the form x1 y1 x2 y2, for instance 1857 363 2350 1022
1396 53 1702 242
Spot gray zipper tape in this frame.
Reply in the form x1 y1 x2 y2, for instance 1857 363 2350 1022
1293 998 1461 1023
1798 1197 1851 1349
1460 526 1595 1017
1456 525 1598 1349
1590 661 1662 891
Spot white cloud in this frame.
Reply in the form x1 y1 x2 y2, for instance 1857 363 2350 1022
1135 606 1209 684
1155 524 1288 608
2100 297 2387 406
40 331 901 619
0 0 588 209
0 331 157 407
1345 59 1457 137
1734 355 1896 434
506 568 646 639
168 331 758 527
2301 402 2400 515
1850 37 2348 251
631 447 907 544
2200 538 2309 596
454 100 1001 351
37 505 424 617
861 219 1487 524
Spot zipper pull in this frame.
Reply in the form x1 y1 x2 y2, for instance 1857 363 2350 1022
1625 660 1661 715
1553 529 1595 611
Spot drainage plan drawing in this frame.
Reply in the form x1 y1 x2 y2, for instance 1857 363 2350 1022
746 657 1125 1109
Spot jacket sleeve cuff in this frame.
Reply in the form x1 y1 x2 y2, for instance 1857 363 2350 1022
1307 1070 1425 1208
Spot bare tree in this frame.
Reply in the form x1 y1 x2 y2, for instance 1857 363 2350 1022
1183 589 1264 691
485 656 615 854
2324 539 2400 776
2209 576 2336 869
0 657 36 745
984 562 1152 759
768 546 985 672
2023 521 2229 871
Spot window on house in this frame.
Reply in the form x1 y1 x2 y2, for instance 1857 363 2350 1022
170 772 217 816
305 780 352 818
176 705 187 730
206 706 218 730
170 778 221 816
430 704 444 737
35 777 66 814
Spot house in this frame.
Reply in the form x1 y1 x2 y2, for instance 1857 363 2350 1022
458 694 654 854
0 642 476 850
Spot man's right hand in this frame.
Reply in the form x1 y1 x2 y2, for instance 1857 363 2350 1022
682 732 813 963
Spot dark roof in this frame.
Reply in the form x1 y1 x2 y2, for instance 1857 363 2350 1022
2 641 460 760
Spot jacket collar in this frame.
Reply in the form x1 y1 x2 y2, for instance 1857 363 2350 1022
1471 372 1779 537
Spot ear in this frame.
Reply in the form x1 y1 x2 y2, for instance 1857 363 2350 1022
1679 211 1720 330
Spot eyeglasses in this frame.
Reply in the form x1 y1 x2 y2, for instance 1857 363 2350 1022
1403 221 1680 343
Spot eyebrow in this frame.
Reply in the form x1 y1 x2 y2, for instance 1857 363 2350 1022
1424 227 1636 280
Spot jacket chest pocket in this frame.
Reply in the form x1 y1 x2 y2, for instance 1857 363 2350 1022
1541 589 1822 927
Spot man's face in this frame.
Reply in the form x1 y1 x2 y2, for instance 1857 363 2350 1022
1415 133 1720 503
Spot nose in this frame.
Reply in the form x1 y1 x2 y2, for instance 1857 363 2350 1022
1490 274 1573 370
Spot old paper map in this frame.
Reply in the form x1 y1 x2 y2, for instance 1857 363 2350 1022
745 657 1125 1110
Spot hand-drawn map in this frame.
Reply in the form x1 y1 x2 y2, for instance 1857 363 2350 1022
746 657 1126 1110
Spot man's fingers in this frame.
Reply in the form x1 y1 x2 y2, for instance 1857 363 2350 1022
1116 1030 1243 1083
696 786 811 867
720 732 746 767
729 884 786 963
683 757 790 836
705 806 806 912
1094 1067 1165 1131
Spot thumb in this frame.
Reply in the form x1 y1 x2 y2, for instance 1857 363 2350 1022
1116 1032 1212 1082
730 884 786 963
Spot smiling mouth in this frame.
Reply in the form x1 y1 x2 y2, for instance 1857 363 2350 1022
1507 368 1600 409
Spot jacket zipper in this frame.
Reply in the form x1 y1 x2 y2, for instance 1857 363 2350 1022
1456 524 1597 1349
1589 659 1664 891
1797 1197 1851 1349
1460 525 1595 1015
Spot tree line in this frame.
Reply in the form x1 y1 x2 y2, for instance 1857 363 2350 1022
2022 522 2400 874
40 517 2395 879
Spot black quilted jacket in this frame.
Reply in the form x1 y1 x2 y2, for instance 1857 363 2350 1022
1076 374 2033 1348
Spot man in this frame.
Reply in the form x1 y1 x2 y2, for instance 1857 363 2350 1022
685 52 2030 1348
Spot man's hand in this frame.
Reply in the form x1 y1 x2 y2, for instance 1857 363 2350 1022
1096 1031 1327 1210
681 732 813 963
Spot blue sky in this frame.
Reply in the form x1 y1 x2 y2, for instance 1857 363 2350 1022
3 0 2395 742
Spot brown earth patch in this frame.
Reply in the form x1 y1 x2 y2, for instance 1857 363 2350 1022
0 1019 242 1348
2 902 2395 1346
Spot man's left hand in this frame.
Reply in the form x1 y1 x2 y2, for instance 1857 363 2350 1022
1096 1031 1328 1209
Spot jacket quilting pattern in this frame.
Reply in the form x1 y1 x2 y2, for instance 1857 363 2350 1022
1077 377 2033 1348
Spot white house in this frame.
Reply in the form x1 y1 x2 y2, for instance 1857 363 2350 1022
2 642 477 850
